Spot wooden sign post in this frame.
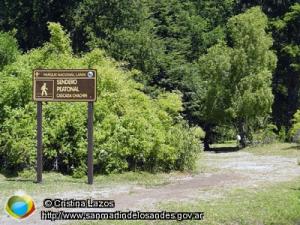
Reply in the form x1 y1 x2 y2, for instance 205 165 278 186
33 69 97 184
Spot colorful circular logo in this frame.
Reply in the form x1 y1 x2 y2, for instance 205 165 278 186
5 193 36 219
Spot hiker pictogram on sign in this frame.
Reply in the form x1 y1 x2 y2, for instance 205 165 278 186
41 83 48 96
35 80 54 99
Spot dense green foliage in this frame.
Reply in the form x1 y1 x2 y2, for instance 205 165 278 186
290 110 300 143
162 179 300 225
187 7 276 147
0 23 204 175
0 0 78 50
0 0 299 158
0 30 19 70
271 3 300 131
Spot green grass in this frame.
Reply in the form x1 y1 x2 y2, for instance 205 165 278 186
1 143 295 197
94 171 172 187
66 179 300 225
66 142 300 225
0 170 171 192
157 179 300 225
244 142 300 157
0 171 172 210
211 142 300 158
1 143 300 225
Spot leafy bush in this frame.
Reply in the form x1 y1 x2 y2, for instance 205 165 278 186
72 164 87 179
212 125 236 143
0 30 20 70
0 23 204 175
18 168 36 180
292 130 300 144
290 110 300 143
0 104 36 172
278 126 287 142
252 124 278 145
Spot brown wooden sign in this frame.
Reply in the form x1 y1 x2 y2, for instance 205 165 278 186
33 69 97 102
33 69 97 185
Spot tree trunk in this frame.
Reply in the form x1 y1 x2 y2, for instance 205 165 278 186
203 124 211 151
237 120 246 148
204 137 210 151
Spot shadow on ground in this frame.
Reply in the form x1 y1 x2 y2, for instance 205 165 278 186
209 146 240 153
5 178 34 182
283 145 300 151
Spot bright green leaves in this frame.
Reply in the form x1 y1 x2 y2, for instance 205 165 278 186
47 22 72 55
0 31 20 70
0 22 204 175
228 7 277 74
186 42 232 127
0 103 36 172
188 7 277 144
290 110 300 142
228 7 277 138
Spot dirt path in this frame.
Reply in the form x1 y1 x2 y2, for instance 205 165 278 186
114 151 300 209
2 151 300 224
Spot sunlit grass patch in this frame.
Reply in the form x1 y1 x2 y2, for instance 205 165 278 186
244 142 300 157
67 179 300 225
158 179 300 225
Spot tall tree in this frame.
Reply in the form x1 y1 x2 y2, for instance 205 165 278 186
70 0 148 52
227 7 277 146
187 7 277 149
236 1 300 132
